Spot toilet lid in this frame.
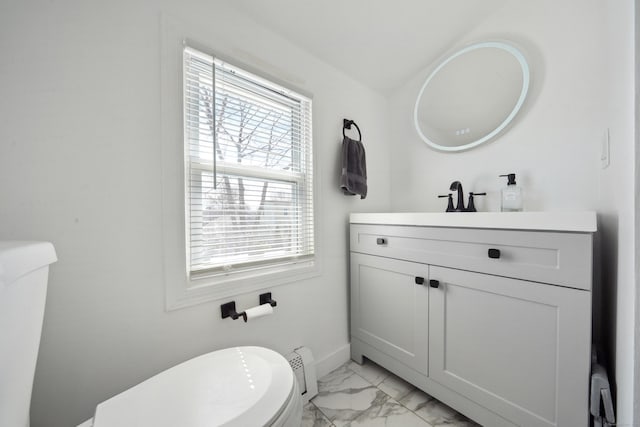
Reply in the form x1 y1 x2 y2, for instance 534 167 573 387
92 346 294 427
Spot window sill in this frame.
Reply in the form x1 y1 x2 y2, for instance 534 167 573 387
165 257 320 311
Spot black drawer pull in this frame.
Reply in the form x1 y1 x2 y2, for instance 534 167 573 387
488 248 501 259
376 238 387 245
429 280 440 288
415 277 424 285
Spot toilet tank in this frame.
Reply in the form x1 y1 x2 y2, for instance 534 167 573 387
0 241 57 427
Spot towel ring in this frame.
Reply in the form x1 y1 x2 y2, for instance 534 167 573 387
343 119 362 141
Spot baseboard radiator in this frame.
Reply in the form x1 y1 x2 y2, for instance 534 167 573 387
286 346 318 404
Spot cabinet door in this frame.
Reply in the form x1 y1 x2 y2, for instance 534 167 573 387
350 253 429 374
429 266 591 427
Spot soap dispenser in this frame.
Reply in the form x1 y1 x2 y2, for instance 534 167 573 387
499 173 523 212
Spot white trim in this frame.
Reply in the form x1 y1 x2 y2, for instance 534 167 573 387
314 343 351 379
169 259 319 310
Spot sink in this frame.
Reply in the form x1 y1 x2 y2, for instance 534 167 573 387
349 211 597 233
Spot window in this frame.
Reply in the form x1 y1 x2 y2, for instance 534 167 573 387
183 46 314 281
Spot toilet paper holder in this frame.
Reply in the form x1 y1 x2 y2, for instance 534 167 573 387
221 292 277 322
259 292 277 308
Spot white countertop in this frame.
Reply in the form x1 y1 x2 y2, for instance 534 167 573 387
349 211 597 233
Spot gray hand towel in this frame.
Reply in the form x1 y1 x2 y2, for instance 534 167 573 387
340 136 367 199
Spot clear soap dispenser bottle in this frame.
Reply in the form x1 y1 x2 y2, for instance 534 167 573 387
499 173 523 212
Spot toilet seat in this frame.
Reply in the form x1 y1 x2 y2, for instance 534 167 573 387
90 346 300 427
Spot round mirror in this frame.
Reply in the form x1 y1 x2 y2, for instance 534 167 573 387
414 41 530 152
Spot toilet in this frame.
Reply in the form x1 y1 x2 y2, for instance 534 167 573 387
0 241 57 427
82 346 303 427
0 241 303 427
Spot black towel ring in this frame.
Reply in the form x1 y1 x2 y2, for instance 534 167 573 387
343 119 362 142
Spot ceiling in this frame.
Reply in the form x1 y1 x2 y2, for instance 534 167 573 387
228 0 507 93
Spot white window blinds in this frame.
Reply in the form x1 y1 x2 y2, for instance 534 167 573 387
183 46 314 278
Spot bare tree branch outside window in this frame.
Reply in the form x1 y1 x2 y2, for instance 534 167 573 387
197 83 297 264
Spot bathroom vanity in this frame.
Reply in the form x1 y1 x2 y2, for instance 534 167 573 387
349 212 596 427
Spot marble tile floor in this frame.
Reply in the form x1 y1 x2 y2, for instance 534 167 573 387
302 359 481 427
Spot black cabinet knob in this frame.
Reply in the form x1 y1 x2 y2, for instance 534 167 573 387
415 277 424 285
429 280 440 288
376 238 387 245
488 248 501 259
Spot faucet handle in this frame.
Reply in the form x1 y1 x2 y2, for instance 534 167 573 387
466 192 486 212
438 194 455 212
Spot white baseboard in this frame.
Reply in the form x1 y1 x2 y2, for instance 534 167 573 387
314 342 351 379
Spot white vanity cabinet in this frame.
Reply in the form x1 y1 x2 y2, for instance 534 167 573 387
349 213 596 427
350 253 429 374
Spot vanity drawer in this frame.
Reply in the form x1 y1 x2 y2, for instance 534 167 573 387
350 224 592 290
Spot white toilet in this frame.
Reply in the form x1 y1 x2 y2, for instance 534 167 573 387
82 346 303 427
0 241 303 427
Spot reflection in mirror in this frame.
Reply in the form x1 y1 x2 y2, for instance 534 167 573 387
414 41 529 152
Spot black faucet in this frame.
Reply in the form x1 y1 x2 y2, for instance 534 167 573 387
466 192 486 212
440 182 486 212
438 194 455 212
449 181 466 212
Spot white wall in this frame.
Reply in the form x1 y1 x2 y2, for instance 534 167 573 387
390 2 609 213
600 1 636 424
636 2 640 422
389 0 635 423
0 1 391 426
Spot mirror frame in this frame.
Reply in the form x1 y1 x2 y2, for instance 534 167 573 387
413 41 530 152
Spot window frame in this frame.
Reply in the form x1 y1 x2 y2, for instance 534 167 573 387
161 23 320 311
184 46 315 278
